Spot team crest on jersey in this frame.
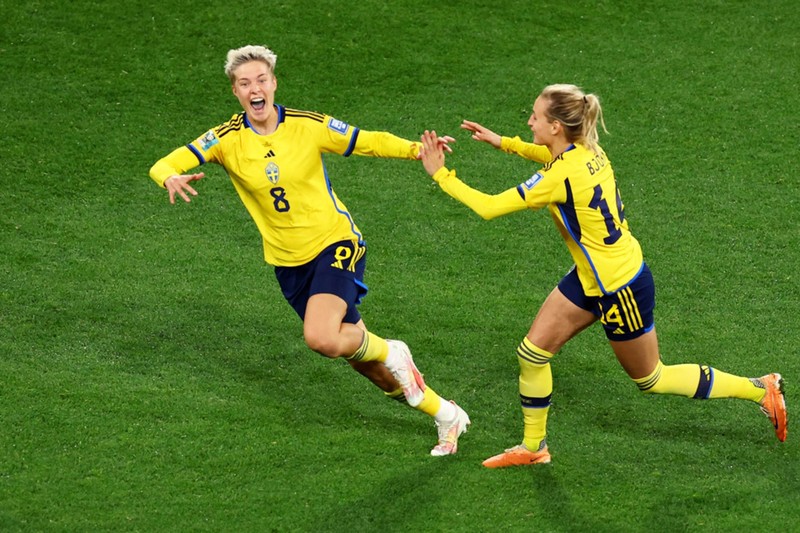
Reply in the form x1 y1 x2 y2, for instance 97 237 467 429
327 118 349 135
199 131 219 151
522 172 544 190
265 161 280 184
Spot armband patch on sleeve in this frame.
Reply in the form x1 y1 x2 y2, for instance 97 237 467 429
199 130 219 151
522 172 544 190
328 118 349 135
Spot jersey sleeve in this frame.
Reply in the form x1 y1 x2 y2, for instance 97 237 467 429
432 167 528 220
149 128 224 188
312 114 420 159
349 129 420 159
500 136 552 163
515 167 565 209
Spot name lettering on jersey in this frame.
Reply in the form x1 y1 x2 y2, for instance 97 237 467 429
200 131 219 151
585 152 607 175
522 172 544 190
265 162 280 184
328 118 349 135
264 149 276 158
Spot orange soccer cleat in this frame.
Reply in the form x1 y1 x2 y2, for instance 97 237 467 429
482 442 551 468
758 373 787 442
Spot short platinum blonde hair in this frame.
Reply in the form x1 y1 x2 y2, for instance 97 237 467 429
224 45 277 82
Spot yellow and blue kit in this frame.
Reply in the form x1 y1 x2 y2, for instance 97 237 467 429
150 105 420 267
431 136 651 340
432 136 643 297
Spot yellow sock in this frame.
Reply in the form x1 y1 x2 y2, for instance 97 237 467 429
635 360 765 402
347 331 389 363
385 387 408 404
389 385 454 423
707 369 765 402
518 338 553 451
415 386 443 417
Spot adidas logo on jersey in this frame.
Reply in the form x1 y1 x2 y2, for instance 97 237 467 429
264 149 276 158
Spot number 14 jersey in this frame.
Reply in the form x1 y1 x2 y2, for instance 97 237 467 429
508 137 644 296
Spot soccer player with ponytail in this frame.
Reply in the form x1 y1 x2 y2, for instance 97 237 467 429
418 84 786 467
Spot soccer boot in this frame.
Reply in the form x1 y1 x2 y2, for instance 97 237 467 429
482 441 551 468
757 373 787 442
431 401 471 456
386 340 426 407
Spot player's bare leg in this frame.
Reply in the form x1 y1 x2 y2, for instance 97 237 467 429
528 286 598 353
303 293 467 453
303 293 363 358
609 328 661 379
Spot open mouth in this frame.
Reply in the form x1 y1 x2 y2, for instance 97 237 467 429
251 98 266 112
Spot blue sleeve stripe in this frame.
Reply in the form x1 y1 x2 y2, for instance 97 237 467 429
516 184 526 199
343 127 360 157
187 144 206 165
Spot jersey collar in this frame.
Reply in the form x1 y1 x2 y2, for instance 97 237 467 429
243 104 285 134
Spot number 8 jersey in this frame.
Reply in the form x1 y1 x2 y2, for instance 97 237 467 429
150 105 421 266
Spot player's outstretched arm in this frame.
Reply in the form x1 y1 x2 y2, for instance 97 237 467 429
164 173 205 204
461 120 502 149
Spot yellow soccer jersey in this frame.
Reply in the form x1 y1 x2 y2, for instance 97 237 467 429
515 142 643 295
431 140 643 296
150 105 420 266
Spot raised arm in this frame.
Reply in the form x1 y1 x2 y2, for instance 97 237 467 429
350 129 454 160
420 130 527 220
149 146 205 204
462 119 552 163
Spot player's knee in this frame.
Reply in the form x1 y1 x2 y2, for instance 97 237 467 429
303 332 341 358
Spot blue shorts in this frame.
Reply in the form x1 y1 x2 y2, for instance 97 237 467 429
558 263 655 341
274 240 368 325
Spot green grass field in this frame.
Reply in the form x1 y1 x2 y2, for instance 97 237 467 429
2 1 799 531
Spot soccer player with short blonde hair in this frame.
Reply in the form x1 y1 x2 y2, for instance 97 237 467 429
150 45 469 456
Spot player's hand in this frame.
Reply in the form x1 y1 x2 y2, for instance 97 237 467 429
416 134 455 159
420 130 445 177
461 120 501 149
164 172 205 204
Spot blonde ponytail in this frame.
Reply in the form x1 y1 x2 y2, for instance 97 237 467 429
540 84 607 153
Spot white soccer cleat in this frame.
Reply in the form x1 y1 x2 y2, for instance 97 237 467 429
386 340 426 407
431 401 471 456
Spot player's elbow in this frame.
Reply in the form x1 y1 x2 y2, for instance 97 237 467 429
474 208 503 221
